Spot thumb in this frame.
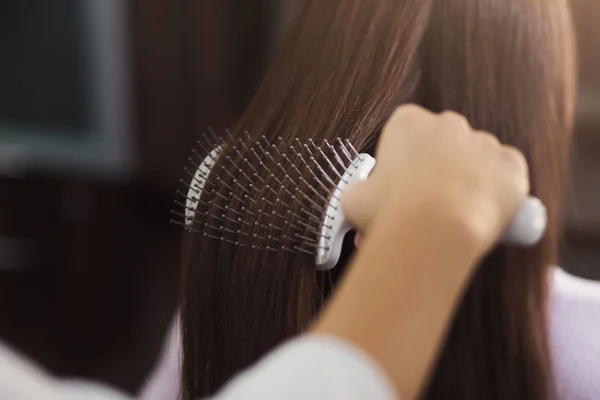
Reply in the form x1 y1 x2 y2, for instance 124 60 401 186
341 180 379 231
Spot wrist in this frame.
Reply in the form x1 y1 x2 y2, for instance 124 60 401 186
379 190 484 270
313 194 482 399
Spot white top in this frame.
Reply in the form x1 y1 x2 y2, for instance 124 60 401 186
0 267 599 400
550 268 600 399
139 267 600 400
0 333 395 400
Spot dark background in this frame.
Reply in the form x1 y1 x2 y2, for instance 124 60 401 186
0 0 89 131
0 0 598 394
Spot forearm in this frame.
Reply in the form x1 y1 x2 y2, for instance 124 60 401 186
312 198 480 399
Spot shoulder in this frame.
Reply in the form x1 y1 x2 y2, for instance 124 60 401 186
549 267 600 400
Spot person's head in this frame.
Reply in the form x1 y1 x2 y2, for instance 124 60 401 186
181 0 576 398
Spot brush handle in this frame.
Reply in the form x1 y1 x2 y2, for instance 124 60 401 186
499 196 547 246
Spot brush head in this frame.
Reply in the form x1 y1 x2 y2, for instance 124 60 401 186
316 154 376 270
171 129 371 270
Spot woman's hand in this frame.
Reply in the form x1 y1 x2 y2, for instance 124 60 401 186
343 104 529 259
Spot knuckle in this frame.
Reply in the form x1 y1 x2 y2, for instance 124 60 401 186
476 131 501 147
502 145 527 167
502 147 530 194
439 110 470 127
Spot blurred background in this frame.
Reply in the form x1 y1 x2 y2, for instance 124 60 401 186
0 0 598 394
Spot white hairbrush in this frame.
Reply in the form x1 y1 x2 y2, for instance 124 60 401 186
172 130 547 270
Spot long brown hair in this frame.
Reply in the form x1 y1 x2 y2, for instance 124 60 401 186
181 0 576 398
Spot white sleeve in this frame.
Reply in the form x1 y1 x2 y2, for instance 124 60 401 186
137 314 181 400
214 335 398 400
1 334 397 400
0 341 129 400
550 267 600 400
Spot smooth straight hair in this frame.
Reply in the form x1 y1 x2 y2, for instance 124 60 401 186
181 0 576 398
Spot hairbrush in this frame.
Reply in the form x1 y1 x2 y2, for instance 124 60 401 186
171 129 547 270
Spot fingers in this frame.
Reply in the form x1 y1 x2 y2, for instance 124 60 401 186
365 105 532 244
501 145 529 176
473 130 501 147
386 105 529 185
439 110 472 133
500 144 530 195
389 104 433 123
385 106 474 141
383 105 434 137
471 130 529 196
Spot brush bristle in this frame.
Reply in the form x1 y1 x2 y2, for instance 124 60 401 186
171 128 362 257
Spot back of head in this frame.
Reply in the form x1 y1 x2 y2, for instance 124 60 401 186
181 0 576 398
